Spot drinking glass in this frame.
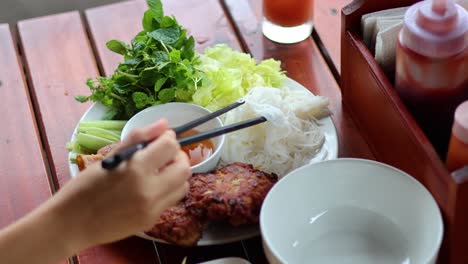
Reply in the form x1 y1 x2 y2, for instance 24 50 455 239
262 0 314 44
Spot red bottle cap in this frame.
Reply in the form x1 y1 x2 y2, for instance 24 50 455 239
400 0 468 58
453 100 468 144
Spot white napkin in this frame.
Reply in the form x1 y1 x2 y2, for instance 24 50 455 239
361 6 408 48
375 21 403 78
371 19 403 53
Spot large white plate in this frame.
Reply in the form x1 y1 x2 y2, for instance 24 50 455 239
68 77 338 246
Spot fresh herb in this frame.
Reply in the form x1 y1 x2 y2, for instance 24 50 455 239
76 0 202 120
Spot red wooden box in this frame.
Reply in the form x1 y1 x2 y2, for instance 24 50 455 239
340 0 468 263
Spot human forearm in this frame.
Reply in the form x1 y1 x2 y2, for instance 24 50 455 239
0 191 86 264
0 121 190 263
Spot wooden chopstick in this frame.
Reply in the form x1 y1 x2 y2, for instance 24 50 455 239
178 116 267 146
101 116 267 170
101 100 260 170
173 99 245 135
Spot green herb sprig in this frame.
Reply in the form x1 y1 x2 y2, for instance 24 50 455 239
76 0 202 120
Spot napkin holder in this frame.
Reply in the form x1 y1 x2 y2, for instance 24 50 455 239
341 0 468 263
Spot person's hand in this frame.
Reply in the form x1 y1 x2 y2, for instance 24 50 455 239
53 119 191 250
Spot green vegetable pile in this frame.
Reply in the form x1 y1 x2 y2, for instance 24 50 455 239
76 0 202 120
75 0 286 121
193 44 285 111
67 120 126 154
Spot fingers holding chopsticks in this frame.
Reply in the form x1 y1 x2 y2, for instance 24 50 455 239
157 152 192 186
155 152 192 206
138 129 182 172
105 119 184 173
110 119 169 156
122 119 191 195
126 125 190 224
57 119 191 246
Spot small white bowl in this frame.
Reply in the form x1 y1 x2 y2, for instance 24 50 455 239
121 103 225 173
260 158 443 264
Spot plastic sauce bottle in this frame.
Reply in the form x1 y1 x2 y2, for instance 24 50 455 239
395 0 468 158
447 101 468 172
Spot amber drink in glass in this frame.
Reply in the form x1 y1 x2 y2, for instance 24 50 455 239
262 0 314 44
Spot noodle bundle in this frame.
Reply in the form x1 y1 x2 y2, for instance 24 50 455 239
221 86 330 177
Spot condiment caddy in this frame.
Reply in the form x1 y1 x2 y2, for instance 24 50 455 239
341 0 467 263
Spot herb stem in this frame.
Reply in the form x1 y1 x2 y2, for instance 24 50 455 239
134 84 152 95
110 93 126 102
116 71 139 79
160 40 170 54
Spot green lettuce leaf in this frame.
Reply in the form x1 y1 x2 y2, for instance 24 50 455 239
192 44 285 110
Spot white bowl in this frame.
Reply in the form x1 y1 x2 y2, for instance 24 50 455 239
121 103 225 173
260 158 443 264
198 257 251 264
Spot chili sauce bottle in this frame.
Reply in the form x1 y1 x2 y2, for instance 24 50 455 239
395 0 468 158
447 100 468 172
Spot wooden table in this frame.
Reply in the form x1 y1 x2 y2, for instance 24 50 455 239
0 0 362 263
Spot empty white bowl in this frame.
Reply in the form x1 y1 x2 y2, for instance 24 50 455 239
260 158 443 264
121 103 225 173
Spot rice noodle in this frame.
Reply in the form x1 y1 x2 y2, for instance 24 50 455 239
221 86 330 177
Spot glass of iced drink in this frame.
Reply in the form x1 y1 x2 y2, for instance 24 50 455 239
262 0 314 44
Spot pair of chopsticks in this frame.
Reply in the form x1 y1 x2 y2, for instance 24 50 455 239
101 99 267 170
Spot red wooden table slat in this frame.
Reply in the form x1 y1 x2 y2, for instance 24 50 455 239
17 12 97 189
86 0 242 77
314 0 353 72
219 0 351 73
0 24 52 226
84 0 247 263
76 237 160 264
0 23 69 264
17 12 159 263
85 0 146 76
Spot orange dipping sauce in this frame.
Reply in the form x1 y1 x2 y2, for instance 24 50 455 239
179 129 215 166
263 0 314 27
